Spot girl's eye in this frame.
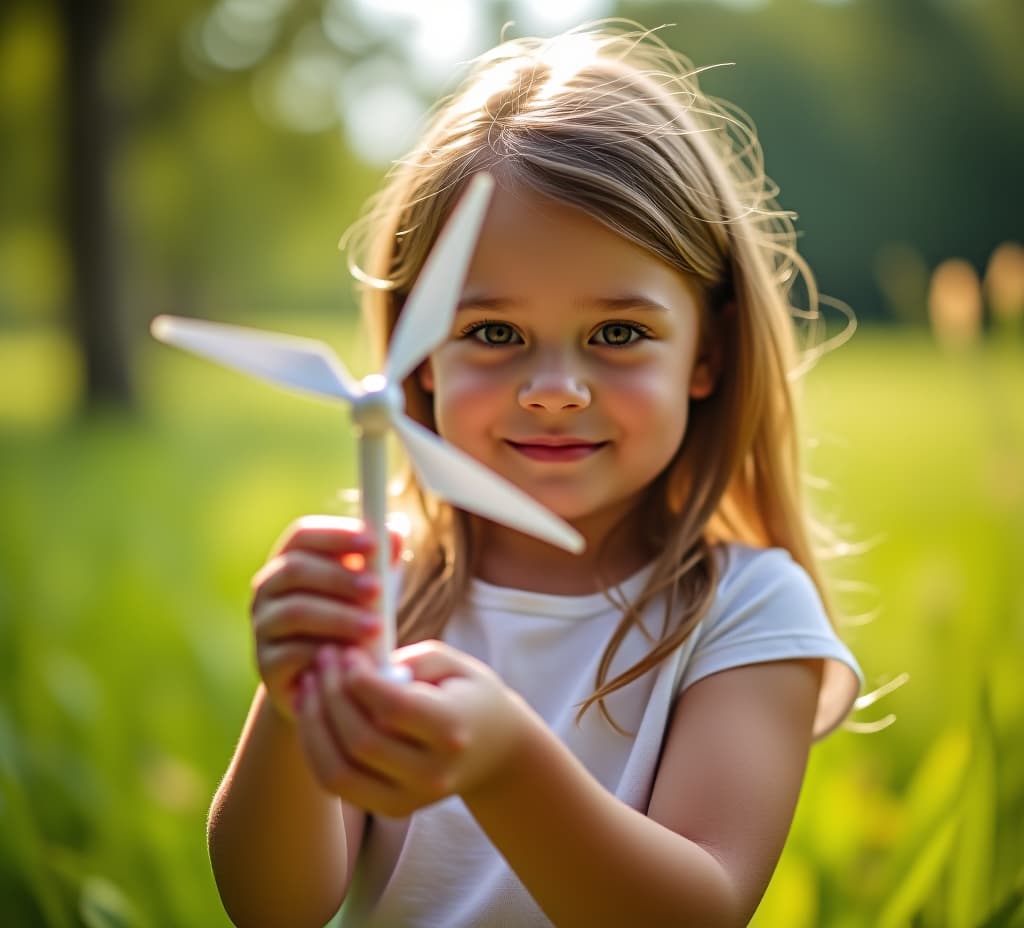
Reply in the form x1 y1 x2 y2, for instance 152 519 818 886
462 321 522 346
591 322 650 346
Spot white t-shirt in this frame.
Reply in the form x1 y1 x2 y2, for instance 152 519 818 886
336 543 862 927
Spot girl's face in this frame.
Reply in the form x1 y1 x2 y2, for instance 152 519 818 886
419 184 716 540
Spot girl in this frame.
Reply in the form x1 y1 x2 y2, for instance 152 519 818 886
208 23 862 928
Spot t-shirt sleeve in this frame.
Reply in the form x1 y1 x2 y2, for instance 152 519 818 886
677 546 863 739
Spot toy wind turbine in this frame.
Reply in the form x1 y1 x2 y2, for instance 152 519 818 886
151 173 584 679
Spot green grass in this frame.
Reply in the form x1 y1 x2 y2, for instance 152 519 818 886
1 321 1022 926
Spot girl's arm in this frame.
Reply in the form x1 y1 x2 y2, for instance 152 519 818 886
462 658 822 927
208 684 365 928
304 644 821 927
209 516 395 926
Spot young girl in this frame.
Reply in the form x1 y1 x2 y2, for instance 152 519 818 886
207 23 862 928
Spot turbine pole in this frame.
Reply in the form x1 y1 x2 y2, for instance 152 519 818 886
358 428 394 667
354 375 410 681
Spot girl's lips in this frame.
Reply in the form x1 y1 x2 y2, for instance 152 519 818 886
505 440 608 462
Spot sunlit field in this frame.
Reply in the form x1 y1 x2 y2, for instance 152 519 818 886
1 322 1022 927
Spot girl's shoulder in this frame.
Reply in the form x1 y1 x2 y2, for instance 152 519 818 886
692 541 863 739
714 537 798 572
705 540 836 641
711 541 815 604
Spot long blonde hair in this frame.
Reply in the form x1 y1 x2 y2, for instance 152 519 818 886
344 22 850 731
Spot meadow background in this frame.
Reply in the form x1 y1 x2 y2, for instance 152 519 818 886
2 0 1023 925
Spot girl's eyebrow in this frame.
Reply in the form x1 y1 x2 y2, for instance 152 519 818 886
455 295 672 313
456 296 516 312
588 296 672 313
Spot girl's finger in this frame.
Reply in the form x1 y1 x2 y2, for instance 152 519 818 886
273 515 404 564
294 672 407 812
316 649 438 780
258 638 334 711
339 647 466 751
252 549 381 610
272 515 366 557
295 673 343 782
393 639 483 685
253 593 380 643
257 638 317 688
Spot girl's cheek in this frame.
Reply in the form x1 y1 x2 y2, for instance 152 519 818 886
602 366 676 405
434 365 507 409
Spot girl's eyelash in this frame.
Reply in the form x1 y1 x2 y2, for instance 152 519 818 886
457 319 654 345
457 319 521 344
593 320 654 343
458 319 501 336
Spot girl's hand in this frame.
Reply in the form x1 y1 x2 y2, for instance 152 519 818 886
249 515 401 722
295 641 529 818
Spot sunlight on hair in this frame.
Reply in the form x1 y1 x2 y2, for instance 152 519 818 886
843 716 897 734
454 54 530 120
853 672 910 712
841 671 910 734
534 33 604 101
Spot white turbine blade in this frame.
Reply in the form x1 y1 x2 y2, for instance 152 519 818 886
392 414 585 554
386 173 494 385
151 315 360 401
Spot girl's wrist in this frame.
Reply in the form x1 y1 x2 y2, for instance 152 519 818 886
260 682 301 732
459 692 546 808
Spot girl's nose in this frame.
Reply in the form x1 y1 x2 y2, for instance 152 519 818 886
517 370 591 411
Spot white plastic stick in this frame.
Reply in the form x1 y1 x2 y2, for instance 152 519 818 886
357 429 409 681
358 430 391 657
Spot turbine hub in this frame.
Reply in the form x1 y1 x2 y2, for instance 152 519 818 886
353 374 403 432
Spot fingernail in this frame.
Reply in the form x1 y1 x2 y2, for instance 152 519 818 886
359 612 380 634
318 646 341 690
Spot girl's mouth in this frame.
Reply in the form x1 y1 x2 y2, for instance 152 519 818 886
505 440 608 462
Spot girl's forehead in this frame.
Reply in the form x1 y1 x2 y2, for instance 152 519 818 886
462 184 700 305
469 185 637 262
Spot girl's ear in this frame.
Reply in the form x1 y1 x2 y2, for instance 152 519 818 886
688 358 717 399
417 359 435 393
688 306 729 399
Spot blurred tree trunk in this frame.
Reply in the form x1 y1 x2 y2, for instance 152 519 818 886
59 0 135 412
